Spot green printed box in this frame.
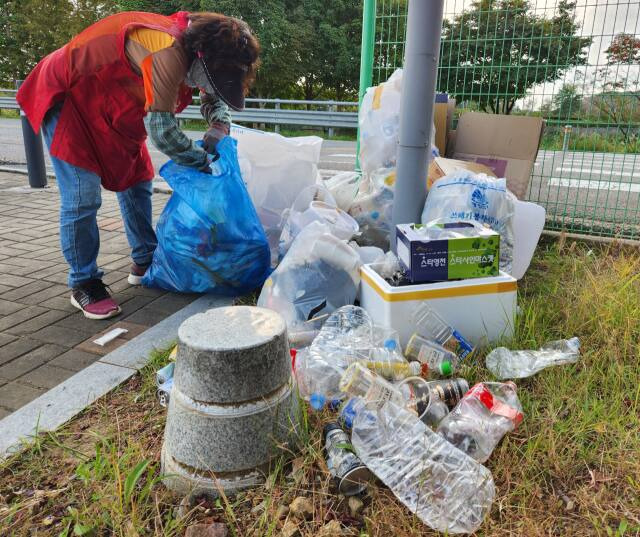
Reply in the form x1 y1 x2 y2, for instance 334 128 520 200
396 222 500 283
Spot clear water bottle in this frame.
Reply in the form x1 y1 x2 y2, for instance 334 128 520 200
405 333 458 376
485 337 580 379
414 305 475 362
437 382 523 463
339 362 407 410
365 360 427 381
351 400 495 534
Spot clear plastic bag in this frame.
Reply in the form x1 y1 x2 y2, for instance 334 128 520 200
421 171 516 274
351 400 495 534
278 185 359 260
485 337 580 379
325 171 361 212
258 223 362 343
358 69 438 177
143 137 271 294
231 125 323 264
437 382 523 463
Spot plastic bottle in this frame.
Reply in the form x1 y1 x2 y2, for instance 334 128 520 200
339 362 407 410
485 337 580 379
366 360 427 381
351 400 495 534
405 334 457 376
437 382 523 463
414 305 475 361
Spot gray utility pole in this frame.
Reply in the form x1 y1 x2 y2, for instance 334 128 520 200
391 0 444 251
15 80 47 188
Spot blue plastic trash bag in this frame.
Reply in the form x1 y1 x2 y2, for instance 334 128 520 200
143 137 271 294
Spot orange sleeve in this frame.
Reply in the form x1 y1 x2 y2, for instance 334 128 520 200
141 54 155 110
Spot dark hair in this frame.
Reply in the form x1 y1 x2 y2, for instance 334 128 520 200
181 12 260 93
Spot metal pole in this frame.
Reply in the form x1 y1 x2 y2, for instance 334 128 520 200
274 100 281 134
391 0 444 251
355 0 376 172
328 102 336 138
15 80 47 188
562 124 572 152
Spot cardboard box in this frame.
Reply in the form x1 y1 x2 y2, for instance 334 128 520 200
447 112 544 199
396 222 500 283
359 264 517 347
427 156 496 190
433 94 449 156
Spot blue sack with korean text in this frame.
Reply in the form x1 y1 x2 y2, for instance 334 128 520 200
143 137 271 295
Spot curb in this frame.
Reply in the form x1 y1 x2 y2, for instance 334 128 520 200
0 294 232 461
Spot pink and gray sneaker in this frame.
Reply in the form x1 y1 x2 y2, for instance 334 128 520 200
70 279 121 320
127 262 150 286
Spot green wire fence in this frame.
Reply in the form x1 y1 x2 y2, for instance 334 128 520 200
361 0 640 240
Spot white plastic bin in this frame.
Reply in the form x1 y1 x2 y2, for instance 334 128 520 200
359 264 517 348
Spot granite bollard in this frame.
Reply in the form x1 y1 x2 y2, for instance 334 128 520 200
162 306 299 496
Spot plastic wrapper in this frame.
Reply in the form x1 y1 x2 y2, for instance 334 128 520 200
143 137 270 294
258 223 361 344
325 171 361 212
231 125 323 264
485 337 580 379
279 185 359 260
351 400 495 534
437 382 523 463
421 171 516 274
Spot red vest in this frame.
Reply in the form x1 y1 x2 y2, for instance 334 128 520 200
16 11 193 191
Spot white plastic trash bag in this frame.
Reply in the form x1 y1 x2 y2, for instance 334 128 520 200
421 171 516 274
279 185 359 260
358 69 438 177
231 125 323 263
258 221 362 344
325 171 361 212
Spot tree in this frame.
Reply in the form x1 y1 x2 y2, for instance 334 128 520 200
552 83 582 119
289 0 361 101
115 0 201 15
591 32 640 141
438 0 592 114
0 0 114 85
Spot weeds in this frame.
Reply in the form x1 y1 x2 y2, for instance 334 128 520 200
0 239 638 536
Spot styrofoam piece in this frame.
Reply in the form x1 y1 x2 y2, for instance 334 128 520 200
512 200 545 280
359 264 517 348
93 327 128 346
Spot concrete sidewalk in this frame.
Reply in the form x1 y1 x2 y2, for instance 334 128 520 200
0 171 199 417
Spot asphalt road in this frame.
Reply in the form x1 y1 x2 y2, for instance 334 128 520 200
1 118 638 237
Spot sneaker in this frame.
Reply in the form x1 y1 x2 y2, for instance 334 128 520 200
127 262 150 286
70 279 121 320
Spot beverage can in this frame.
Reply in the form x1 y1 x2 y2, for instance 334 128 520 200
323 422 372 496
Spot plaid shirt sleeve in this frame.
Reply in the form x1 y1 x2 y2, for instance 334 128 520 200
144 111 210 171
200 91 232 127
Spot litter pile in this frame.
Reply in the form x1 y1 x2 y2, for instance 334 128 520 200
153 70 576 534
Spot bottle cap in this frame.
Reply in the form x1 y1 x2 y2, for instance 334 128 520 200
384 339 397 350
310 393 326 411
440 361 453 376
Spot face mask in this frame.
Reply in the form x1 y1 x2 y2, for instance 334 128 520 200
185 59 216 95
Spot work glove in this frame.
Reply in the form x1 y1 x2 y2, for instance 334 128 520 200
202 122 230 155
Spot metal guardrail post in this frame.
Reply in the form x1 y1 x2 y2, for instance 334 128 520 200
275 100 281 134
15 80 47 188
392 0 444 251
328 102 336 138
563 125 572 152
355 0 377 172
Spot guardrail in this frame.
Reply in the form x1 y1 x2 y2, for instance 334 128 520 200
0 91 359 130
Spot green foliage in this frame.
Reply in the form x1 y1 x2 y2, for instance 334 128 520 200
115 0 201 14
552 83 583 119
438 0 592 114
0 0 115 85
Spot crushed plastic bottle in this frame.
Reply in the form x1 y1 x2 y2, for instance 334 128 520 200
351 399 495 534
485 337 580 379
294 307 405 409
405 333 458 376
437 382 523 463
414 305 475 362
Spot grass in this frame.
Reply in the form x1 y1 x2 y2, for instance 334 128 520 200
540 131 640 154
0 237 638 536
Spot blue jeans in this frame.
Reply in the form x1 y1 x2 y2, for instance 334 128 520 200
41 103 157 288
